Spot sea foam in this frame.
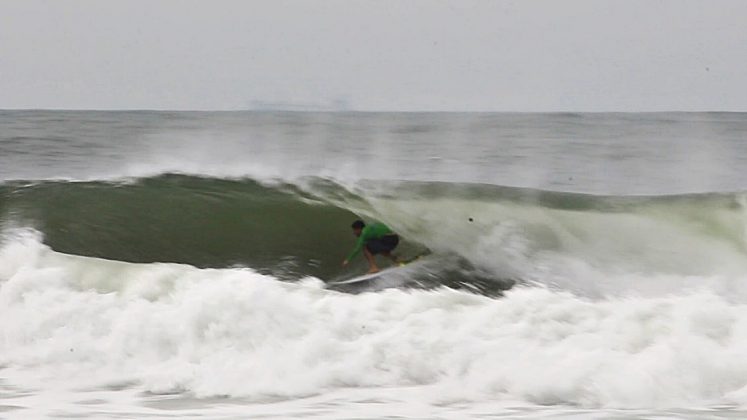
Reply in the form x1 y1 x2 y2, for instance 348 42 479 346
2 232 747 408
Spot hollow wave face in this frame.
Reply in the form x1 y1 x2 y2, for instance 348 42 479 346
3 174 747 294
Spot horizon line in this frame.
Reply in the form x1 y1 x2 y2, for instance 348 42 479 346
1 108 746 114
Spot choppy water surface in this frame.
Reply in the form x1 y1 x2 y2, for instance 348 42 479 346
2 111 747 419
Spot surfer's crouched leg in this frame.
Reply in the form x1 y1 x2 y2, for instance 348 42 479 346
363 247 380 273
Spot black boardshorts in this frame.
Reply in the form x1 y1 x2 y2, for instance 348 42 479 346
365 234 399 255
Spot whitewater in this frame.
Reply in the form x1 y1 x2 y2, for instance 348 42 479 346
2 111 747 419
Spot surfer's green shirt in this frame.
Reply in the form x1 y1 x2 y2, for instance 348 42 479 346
347 222 394 261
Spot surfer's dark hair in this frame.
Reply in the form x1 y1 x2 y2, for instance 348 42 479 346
351 220 365 230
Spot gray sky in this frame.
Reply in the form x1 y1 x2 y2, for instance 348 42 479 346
1 0 746 111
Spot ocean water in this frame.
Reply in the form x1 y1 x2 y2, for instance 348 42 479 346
2 111 747 419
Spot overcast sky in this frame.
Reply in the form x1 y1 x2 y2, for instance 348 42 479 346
1 0 746 111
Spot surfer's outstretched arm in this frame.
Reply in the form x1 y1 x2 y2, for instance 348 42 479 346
343 234 366 267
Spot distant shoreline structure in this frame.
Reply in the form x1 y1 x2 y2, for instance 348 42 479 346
249 98 352 112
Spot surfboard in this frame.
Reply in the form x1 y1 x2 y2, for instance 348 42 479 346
329 255 425 286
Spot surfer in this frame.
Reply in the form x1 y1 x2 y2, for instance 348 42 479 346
342 220 399 273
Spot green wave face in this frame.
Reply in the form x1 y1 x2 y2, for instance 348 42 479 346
2 174 747 293
0 175 360 280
